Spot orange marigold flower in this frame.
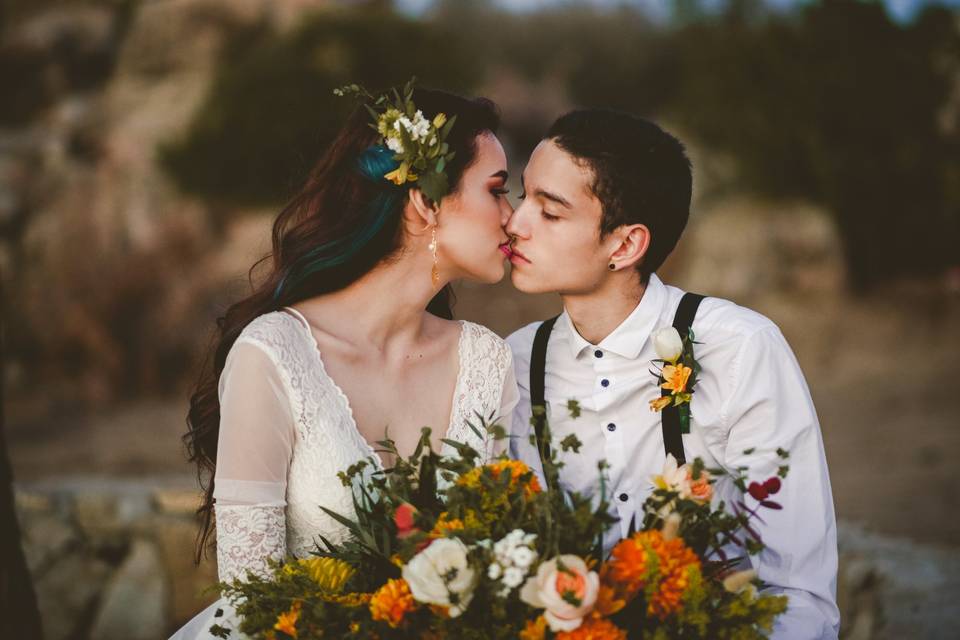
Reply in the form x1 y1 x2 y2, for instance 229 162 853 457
660 364 692 395
603 530 701 620
519 615 547 640
458 459 542 497
274 600 302 638
369 578 416 628
594 583 626 616
555 615 627 640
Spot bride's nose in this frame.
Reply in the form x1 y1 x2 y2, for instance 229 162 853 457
499 197 514 225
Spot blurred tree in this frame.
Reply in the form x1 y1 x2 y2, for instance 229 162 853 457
161 6 482 207
667 0 959 289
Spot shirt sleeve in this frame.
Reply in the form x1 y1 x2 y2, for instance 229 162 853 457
213 340 295 582
719 326 840 639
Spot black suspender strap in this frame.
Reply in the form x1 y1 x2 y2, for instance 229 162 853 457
530 316 559 463
528 292 706 470
659 293 706 465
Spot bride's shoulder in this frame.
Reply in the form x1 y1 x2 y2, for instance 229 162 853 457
233 309 308 354
458 320 511 361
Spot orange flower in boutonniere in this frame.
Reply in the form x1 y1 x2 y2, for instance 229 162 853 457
660 363 692 395
648 326 702 434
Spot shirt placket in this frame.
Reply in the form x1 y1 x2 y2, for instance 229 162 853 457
590 347 633 534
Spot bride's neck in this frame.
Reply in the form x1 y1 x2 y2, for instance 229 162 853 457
291 247 444 350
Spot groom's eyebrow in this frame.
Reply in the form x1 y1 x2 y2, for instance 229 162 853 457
535 188 572 209
520 172 572 209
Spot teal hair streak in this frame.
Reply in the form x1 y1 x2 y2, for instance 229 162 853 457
273 146 403 302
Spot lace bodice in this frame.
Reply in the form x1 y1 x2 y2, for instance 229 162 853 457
213 310 517 583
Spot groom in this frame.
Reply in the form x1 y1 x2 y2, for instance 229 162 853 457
505 109 840 639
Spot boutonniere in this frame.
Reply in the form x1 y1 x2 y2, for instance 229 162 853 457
648 326 702 433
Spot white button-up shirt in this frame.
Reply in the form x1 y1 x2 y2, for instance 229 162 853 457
507 273 840 640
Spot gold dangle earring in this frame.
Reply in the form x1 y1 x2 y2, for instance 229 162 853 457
428 226 440 288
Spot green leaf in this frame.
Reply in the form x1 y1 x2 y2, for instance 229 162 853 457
418 171 449 203
440 114 458 139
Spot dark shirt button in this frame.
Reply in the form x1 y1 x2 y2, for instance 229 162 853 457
594 349 603 358
600 379 610 388
607 423 616 432
618 493 629 502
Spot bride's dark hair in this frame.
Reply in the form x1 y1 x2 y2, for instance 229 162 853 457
184 88 500 560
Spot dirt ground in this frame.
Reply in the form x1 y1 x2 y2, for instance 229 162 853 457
8 275 959 549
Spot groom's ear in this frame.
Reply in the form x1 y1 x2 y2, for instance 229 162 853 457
608 223 651 271
405 188 440 230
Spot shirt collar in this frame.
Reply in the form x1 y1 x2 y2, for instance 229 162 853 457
558 273 668 360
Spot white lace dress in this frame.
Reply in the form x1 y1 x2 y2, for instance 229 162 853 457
170 308 518 639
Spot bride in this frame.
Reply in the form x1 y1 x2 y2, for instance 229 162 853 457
173 86 518 638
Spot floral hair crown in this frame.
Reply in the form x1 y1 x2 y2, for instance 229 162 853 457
334 78 457 203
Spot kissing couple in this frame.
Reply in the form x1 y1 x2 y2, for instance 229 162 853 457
174 82 839 640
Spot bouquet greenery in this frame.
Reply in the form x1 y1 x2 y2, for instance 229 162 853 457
212 406 788 639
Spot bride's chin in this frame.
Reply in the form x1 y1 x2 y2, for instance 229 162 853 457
480 262 507 284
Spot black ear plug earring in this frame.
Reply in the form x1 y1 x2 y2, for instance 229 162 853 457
608 264 616 271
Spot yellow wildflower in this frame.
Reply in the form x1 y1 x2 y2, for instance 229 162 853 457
649 396 673 412
384 164 418 185
431 512 465 536
433 113 447 129
294 557 354 592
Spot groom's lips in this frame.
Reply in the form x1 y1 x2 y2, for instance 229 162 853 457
509 248 530 264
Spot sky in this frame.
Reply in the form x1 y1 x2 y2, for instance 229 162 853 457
395 0 959 23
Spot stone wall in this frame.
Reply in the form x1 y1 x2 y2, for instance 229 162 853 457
17 477 955 640
15 477 217 640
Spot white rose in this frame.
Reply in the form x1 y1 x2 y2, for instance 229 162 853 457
487 562 502 580
652 326 684 362
402 538 477 617
653 453 693 501
519 555 599 632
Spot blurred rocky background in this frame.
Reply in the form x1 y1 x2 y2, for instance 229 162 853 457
1 0 958 637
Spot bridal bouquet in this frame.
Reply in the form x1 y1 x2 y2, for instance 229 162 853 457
212 408 788 639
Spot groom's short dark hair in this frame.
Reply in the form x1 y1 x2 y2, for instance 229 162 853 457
547 109 692 281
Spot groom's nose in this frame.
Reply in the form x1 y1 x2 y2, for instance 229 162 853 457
504 200 527 238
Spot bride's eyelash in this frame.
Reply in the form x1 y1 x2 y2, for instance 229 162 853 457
492 188 510 198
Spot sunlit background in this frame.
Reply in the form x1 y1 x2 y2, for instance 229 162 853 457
2 0 958 638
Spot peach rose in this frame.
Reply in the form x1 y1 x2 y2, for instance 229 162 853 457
520 556 599 632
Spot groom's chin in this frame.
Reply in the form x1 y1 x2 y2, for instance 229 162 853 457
509 268 551 294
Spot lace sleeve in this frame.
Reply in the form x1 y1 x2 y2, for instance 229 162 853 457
213 340 295 582
215 504 287 583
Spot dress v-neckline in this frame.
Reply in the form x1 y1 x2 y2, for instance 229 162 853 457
281 307 466 470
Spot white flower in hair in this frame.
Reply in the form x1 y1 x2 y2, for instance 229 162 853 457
386 137 405 154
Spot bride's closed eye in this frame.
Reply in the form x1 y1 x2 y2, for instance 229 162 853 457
491 187 510 199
